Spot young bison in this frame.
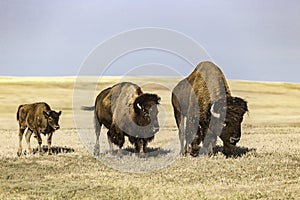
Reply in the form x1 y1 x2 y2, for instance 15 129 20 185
17 102 61 156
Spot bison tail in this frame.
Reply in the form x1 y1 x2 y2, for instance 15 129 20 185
16 105 23 121
80 106 95 111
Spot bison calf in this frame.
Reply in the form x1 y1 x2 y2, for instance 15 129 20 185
17 102 61 156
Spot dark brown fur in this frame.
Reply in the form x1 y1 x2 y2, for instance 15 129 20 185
171 61 248 156
16 102 61 156
82 82 160 155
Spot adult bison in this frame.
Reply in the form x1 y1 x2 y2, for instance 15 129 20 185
82 82 161 156
17 102 62 156
171 61 248 157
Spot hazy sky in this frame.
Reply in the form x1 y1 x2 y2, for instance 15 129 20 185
0 1 300 82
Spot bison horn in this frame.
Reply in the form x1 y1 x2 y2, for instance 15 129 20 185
137 103 142 110
210 103 220 119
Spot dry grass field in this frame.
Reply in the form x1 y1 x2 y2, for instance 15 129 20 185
0 76 299 199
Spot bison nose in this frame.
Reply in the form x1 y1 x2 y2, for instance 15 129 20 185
54 125 60 130
229 137 240 144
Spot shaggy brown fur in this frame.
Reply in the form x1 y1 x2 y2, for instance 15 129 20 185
16 102 61 156
82 82 160 155
171 61 248 156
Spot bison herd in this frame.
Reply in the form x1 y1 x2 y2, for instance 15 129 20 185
16 61 248 158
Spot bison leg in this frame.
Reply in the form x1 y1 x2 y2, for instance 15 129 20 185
94 120 101 156
129 137 146 155
108 140 114 154
142 136 154 154
137 139 148 158
17 128 26 156
107 130 114 154
172 95 186 155
175 111 186 155
116 134 125 156
129 136 141 154
140 139 150 158
114 131 125 157
190 125 202 157
185 115 198 156
178 115 185 155
134 139 143 153
142 139 148 153
108 125 125 156
25 129 33 155
35 132 43 155
199 129 217 156
208 133 217 156
47 132 53 155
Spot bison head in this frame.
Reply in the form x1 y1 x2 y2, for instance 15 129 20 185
133 93 161 136
210 96 248 156
43 110 62 130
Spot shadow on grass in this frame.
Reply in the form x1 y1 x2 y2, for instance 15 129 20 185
32 145 75 155
213 145 256 158
100 147 171 158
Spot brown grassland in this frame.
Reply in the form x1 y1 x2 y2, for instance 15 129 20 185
0 77 299 199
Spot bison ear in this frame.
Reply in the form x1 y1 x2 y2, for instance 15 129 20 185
43 111 50 118
58 111 62 116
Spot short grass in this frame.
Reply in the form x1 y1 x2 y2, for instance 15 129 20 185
0 77 299 199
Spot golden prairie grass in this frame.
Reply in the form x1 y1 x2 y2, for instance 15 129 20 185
0 77 299 199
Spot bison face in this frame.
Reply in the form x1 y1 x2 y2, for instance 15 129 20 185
43 110 62 130
133 94 160 135
210 97 248 156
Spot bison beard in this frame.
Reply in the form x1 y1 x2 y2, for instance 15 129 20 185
82 82 160 156
172 61 248 157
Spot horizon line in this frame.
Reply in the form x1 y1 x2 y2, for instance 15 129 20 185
0 75 299 84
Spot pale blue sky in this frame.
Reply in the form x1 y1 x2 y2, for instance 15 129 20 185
0 0 300 82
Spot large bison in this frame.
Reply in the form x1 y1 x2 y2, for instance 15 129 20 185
17 102 62 156
171 61 248 157
82 82 161 155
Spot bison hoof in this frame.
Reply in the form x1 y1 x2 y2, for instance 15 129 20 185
94 144 100 156
94 150 100 157
23 150 32 156
180 151 187 157
179 149 186 156
116 149 123 157
190 147 200 157
190 151 198 157
17 151 22 157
